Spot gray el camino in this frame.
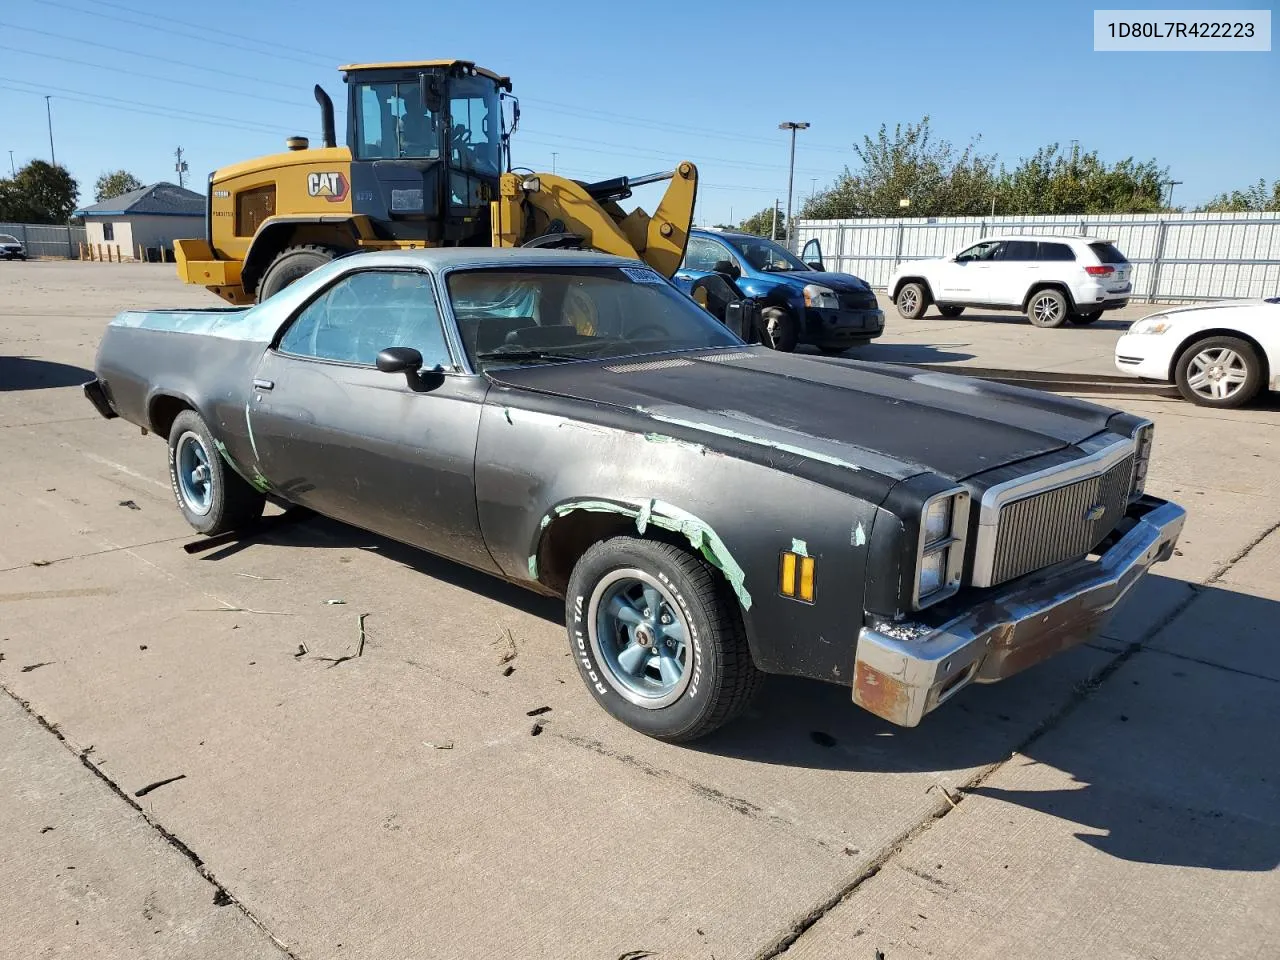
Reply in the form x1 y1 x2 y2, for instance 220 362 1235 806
84 248 1186 741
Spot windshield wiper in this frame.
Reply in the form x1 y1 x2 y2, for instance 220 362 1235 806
475 348 580 363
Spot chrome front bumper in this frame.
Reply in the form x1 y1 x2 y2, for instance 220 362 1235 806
853 497 1186 727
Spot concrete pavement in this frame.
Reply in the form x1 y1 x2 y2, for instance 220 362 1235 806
1 261 1276 959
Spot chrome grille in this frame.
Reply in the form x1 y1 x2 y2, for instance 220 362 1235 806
989 454 1134 585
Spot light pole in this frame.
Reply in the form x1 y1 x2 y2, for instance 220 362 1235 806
810 177 817 201
45 96 56 166
779 121 809 247
551 151 558 174
1163 179 1183 208
7 150 14 176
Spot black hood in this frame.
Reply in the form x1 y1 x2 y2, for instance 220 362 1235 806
766 270 871 293
487 348 1116 483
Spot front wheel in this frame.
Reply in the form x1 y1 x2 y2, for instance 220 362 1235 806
1174 336 1263 408
566 537 761 742
167 410 265 535
256 244 338 302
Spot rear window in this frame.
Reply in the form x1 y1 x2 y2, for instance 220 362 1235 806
1037 242 1076 262
1089 242 1128 264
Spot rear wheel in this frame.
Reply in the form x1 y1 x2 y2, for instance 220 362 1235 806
759 306 797 352
1174 336 1263 408
256 244 338 302
167 410 265 535
896 282 929 319
566 536 761 741
1026 288 1069 328
1069 310 1103 325
938 305 964 318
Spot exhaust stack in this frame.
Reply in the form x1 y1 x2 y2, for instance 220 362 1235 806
314 85 336 148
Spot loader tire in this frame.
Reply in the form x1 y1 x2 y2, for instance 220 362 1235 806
257 245 338 302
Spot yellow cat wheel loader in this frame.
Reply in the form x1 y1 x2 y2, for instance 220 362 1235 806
174 60 698 304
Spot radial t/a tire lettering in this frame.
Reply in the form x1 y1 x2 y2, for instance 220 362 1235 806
167 410 265 535
566 536 761 742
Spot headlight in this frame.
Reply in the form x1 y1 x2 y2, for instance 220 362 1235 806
915 488 970 609
1130 315 1172 335
803 284 840 309
1130 421 1154 499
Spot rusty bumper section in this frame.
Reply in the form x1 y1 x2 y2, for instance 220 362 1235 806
853 496 1186 727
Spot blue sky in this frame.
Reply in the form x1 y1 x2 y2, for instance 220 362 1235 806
1 0 1275 223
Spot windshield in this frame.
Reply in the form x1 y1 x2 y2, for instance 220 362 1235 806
724 235 809 272
449 75 502 177
447 265 742 369
0 235 18 243
354 80 441 160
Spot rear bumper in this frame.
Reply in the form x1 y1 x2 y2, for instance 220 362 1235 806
83 378 118 420
852 496 1185 727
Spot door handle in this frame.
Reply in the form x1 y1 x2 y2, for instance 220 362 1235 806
253 378 275 391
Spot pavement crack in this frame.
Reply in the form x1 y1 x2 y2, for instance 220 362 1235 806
1207 519 1280 584
1143 645 1280 684
754 584 1206 959
0 683 301 959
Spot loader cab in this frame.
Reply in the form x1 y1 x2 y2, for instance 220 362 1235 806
342 60 511 246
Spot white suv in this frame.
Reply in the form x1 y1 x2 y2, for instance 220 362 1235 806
888 235 1132 328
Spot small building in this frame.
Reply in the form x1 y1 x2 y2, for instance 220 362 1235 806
75 182 204 261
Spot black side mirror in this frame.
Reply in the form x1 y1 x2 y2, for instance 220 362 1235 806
377 345 424 381
805 260 823 271
419 73 443 114
712 259 739 279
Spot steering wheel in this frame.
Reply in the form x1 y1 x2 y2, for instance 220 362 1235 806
628 323 670 341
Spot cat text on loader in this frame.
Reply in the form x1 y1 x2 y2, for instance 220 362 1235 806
173 60 698 304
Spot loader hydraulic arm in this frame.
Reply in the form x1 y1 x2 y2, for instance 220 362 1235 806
490 161 697 278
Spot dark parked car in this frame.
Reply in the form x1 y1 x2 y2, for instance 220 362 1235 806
673 229 883 351
85 249 1185 741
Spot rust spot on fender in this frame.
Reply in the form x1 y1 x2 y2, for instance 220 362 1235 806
853 660 911 726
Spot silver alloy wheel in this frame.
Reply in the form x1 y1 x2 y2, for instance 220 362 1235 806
587 567 693 709
1031 293 1063 324
898 286 919 315
1186 346 1249 401
175 430 214 516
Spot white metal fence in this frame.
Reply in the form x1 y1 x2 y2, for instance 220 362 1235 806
792 212 1280 302
0 221 86 259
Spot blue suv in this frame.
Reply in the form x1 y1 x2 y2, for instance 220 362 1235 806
673 229 883 351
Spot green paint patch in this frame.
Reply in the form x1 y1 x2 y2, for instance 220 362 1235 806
213 438 270 492
548 498 752 610
643 432 707 455
791 538 809 557
503 407 513 425
527 554 539 579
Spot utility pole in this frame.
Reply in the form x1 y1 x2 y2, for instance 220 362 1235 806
551 151 557 174
7 150 14 176
810 178 817 201
771 199 779 240
1163 179 1183 208
729 205 733 227
174 146 188 188
45 96 56 166
779 121 809 248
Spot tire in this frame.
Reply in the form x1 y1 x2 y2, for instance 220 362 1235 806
1173 335 1263 408
896 282 929 319
938 305 964 318
759 306 797 352
256 244 338 302
566 536 762 742
1026 288 1070 328
1069 310 1103 325
167 410 265 535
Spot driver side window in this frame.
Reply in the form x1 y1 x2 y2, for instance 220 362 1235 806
957 241 1002 262
683 237 732 272
278 271 451 368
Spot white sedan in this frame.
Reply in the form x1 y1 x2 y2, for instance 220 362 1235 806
1115 299 1279 408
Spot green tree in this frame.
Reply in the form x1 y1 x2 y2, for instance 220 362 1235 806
0 161 80 223
995 145 1166 215
800 116 997 219
1198 178 1280 212
736 206 783 238
94 169 145 202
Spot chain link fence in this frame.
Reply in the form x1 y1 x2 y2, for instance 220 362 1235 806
793 212 1280 302
0 222 87 259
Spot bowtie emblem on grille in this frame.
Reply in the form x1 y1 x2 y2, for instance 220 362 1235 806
1085 503 1106 521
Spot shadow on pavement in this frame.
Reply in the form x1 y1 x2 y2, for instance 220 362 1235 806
0 356 95 391
921 309 1133 331
695 575 1280 873
797 342 975 363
